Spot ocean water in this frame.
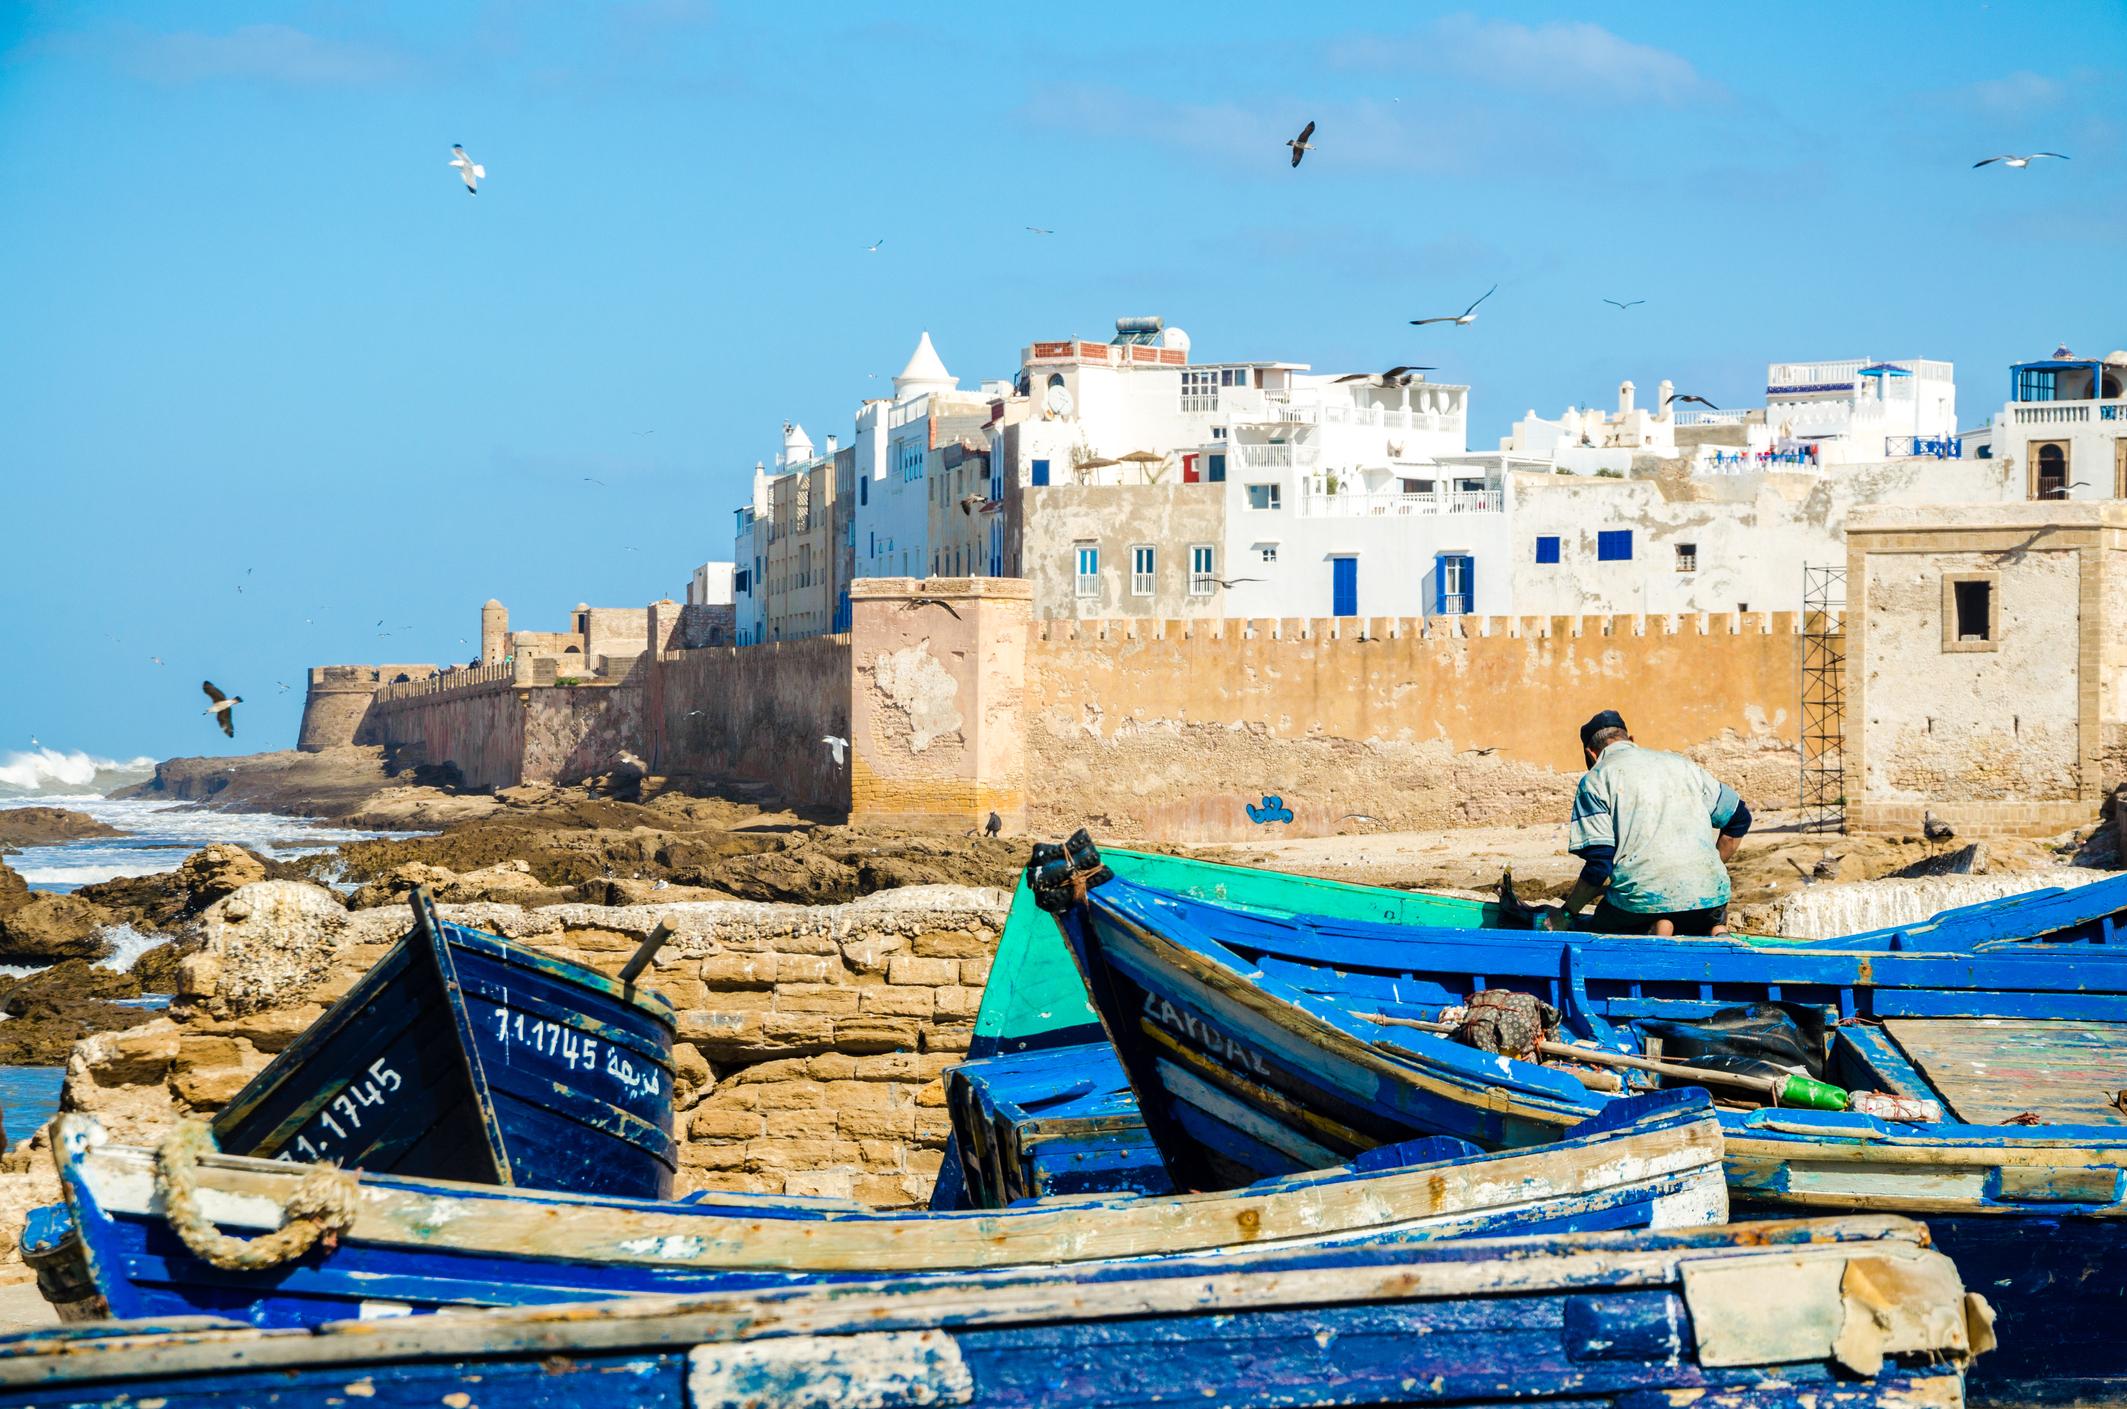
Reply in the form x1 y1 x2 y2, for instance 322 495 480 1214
2 795 390 893
0 1066 64 1146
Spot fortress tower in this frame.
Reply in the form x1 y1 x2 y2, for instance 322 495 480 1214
481 598 510 666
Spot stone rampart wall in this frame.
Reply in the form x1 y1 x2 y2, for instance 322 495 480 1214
1022 611 1805 840
646 637 853 813
356 679 526 789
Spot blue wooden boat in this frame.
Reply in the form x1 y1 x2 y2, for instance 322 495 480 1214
1041 842 2127 1406
0 1215 1992 1409
212 888 678 1200
939 844 2127 1211
29 1091 1724 1327
944 1045 1171 1205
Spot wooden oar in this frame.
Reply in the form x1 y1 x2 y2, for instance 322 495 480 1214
1358 1010 1848 1110
618 922 676 986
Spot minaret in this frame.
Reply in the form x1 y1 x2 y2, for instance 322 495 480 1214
480 599 508 665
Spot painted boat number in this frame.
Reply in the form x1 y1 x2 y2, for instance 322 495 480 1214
492 1007 664 1100
278 1060 403 1162
1141 991 1270 1076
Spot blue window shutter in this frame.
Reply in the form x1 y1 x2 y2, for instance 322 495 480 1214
1432 554 1446 615
1598 529 1633 561
1463 554 1475 612
1031 458 1050 487
1208 453 1227 482
1535 535 1560 564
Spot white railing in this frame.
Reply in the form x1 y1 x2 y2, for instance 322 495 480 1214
1674 409 1752 426
1299 488 1503 517
1232 441 1316 468
1252 404 1459 433
2012 400 2126 425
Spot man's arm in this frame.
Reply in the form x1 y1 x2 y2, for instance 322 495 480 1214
1713 792 1752 862
1561 776 1615 920
1560 847 1612 917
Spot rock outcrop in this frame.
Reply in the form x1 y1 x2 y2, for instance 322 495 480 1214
184 880 353 1019
0 894 113 964
0 862 28 920
0 808 125 850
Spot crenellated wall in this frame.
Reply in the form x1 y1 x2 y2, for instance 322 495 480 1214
297 664 440 752
1020 611 1804 840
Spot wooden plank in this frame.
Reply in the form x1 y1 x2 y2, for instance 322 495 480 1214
1883 1018 2127 1126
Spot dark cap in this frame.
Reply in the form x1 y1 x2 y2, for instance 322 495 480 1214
1579 710 1628 754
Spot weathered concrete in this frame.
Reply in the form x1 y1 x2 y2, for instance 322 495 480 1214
849 578 1032 832
1023 612 1800 841
1848 502 2127 836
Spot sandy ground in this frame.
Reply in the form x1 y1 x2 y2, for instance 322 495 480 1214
0 1280 55 1332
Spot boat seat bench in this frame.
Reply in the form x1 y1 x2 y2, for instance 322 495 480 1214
1883 1018 2127 1127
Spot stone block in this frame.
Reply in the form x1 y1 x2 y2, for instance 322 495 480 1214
806 1053 858 1081
834 1018 920 1053
921 1026 973 1053
852 1052 952 1081
752 1080 831 1111
822 1080 896 1111
839 1107 917 1140
759 1013 837 1049
913 1107 952 1141
774 984 860 1015
857 1139 903 1167
769 954 836 985
858 988 936 1018
780 1170 855 1200
886 956 956 987
957 957 992 987
686 1171 776 1195
688 1109 765 1141
933 986 983 1018
764 931 842 957
679 1143 748 1171
677 1009 761 1045
671 1043 713 1092
81 1023 180 1087
852 1173 920 1207
905 1146 945 1177
914 1078 947 1108
699 953 774 989
910 932 994 960
765 1109 840 1139
840 938 901 975
732 1057 812 1085
747 1137 861 1170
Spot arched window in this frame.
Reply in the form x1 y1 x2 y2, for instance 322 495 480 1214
2036 443 2069 499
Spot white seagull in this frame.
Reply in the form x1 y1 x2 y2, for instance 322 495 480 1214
1411 285 1498 327
821 735 850 767
865 238 884 253
448 144 486 195
1286 120 1316 168
1973 153 2067 169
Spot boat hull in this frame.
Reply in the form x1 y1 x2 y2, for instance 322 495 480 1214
212 894 678 1200
44 1091 1726 1328
0 1218 1987 1409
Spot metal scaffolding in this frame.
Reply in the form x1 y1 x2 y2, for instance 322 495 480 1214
1799 565 1847 833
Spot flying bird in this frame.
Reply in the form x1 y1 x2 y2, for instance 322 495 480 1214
1207 576 1264 589
1602 298 1645 310
149 656 164 667
865 238 884 253
1335 365 1436 387
1286 120 1316 168
1410 285 1497 327
277 681 291 694
583 477 606 486
448 144 486 195
903 597 962 619
1973 153 2067 169
821 735 850 767
200 681 242 738
1665 392 1720 410
958 493 1003 516
1025 226 1053 235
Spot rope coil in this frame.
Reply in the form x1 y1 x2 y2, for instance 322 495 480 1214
154 1120 361 1271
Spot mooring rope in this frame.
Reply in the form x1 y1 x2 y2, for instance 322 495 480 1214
154 1120 360 1271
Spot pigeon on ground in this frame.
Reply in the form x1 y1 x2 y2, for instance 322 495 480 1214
985 811 1002 837
1410 286 1498 327
1286 120 1316 168
449 145 485 194
1923 811 1955 842
201 681 242 738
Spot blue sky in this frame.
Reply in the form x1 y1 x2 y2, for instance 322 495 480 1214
3 1 2122 762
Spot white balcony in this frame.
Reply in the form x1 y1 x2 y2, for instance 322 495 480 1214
1298 487 1503 517
2011 399 2127 426
1254 403 1461 433
1232 441 1318 469
1674 408 1753 426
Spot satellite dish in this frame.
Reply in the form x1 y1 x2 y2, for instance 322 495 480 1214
1044 384 1074 418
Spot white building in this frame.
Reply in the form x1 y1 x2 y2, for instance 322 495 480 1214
1498 379 1681 474
1967 345 2127 500
1681 357 1959 472
685 562 735 607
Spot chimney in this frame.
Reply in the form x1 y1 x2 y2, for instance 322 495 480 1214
826 434 839 454
1617 380 1636 416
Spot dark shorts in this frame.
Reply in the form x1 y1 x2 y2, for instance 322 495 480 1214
1590 900 1729 937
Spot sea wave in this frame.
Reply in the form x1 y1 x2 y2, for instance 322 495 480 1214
0 748 157 798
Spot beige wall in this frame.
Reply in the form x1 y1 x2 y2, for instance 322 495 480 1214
1022 611 1800 842
1021 483 1227 619
1848 502 2127 836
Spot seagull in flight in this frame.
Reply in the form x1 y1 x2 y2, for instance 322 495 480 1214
1973 152 2067 169
1286 120 1316 168
865 238 884 253
821 735 850 767
1411 286 1497 327
448 144 486 195
200 681 243 738
1025 226 1053 235
1602 298 1645 310
1666 392 1720 409
1335 365 1435 387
